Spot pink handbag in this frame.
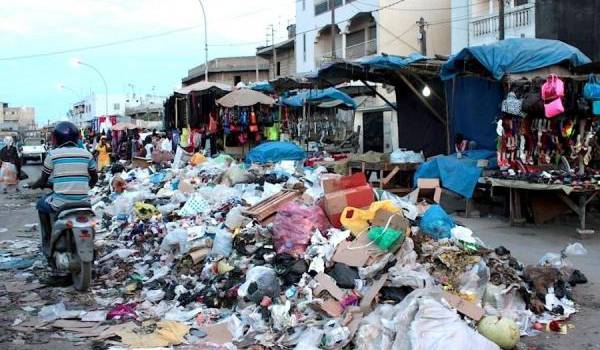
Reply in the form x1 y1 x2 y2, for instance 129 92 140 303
544 98 565 118
541 74 565 101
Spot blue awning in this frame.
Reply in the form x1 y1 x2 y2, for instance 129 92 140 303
250 81 274 93
441 38 591 81
356 52 428 70
280 87 357 109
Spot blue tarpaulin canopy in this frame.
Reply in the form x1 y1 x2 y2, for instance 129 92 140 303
280 87 357 109
245 141 306 164
441 38 591 81
250 81 274 93
356 52 428 70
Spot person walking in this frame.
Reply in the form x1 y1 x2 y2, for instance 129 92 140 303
0 136 22 193
95 136 111 171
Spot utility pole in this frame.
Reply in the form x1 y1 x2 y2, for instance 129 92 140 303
417 17 427 56
272 25 277 78
330 0 336 58
498 0 505 40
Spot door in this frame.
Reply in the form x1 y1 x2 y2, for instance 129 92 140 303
362 111 384 153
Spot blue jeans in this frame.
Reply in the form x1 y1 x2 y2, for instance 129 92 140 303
36 194 55 214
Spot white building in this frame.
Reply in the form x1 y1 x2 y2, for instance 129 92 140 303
69 93 132 128
295 0 379 74
451 0 535 53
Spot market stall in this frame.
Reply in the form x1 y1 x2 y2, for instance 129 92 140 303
441 38 599 234
215 88 276 159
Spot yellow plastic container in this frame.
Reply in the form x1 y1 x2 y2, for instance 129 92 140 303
340 200 400 235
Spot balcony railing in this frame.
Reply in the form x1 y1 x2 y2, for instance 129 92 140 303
470 3 535 45
346 39 377 60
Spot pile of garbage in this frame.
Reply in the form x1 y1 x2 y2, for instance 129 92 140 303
4 154 589 349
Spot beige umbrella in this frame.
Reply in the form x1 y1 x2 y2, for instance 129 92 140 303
112 122 138 131
216 88 275 108
175 81 232 95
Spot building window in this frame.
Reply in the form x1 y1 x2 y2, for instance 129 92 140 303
113 103 120 110
234 75 242 86
303 33 307 62
314 0 342 15
514 0 529 5
276 61 281 76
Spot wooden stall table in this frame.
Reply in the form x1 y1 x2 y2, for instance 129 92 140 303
486 177 599 236
347 160 420 195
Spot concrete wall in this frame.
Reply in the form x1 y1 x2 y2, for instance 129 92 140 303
207 70 270 87
0 106 35 130
378 0 452 57
536 0 600 61
295 0 379 73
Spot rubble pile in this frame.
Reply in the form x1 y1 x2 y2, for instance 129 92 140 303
0 155 589 349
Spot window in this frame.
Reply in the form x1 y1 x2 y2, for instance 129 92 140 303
314 0 342 15
514 0 529 5
113 103 120 110
234 75 242 86
302 0 305 11
303 33 307 62
276 62 281 76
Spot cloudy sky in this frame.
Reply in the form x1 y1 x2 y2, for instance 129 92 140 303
0 0 295 123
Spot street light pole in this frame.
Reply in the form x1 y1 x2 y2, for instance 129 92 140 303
197 0 209 82
72 59 109 118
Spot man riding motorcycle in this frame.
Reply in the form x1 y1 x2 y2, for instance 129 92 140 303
30 121 98 249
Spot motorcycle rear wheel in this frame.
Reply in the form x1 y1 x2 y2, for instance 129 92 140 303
72 261 91 291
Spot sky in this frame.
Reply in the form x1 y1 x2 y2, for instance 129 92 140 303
0 0 295 123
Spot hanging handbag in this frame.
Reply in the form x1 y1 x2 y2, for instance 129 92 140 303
541 74 565 101
544 98 565 118
522 77 544 116
249 124 259 133
237 132 248 145
584 74 600 100
577 97 591 115
501 92 523 116
593 101 600 115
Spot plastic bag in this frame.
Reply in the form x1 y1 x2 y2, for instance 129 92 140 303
409 298 500 350
38 302 81 322
143 289 166 303
294 327 324 350
160 228 190 255
419 204 454 240
378 190 418 220
458 259 490 303
210 229 233 257
0 162 18 185
564 242 587 256
238 266 281 304
225 206 245 229
272 202 330 256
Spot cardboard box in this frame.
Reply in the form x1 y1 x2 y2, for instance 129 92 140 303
441 291 485 321
323 185 374 227
322 172 368 194
417 178 442 203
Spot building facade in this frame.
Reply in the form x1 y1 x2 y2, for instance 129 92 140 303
256 25 297 79
378 0 452 57
69 94 130 128
182 56 270 87
295 0 379 74
0 102 36 131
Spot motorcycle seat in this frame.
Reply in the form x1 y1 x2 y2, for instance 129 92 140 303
56 201 92 215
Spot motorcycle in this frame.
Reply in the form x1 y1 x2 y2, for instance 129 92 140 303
37 185 96 291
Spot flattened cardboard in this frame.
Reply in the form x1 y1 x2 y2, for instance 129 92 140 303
359 274 387 312
313 273 346 301
189 247 211 264
4 281 44 293
178 180 195 194
52 320 100 329
442 291 485 321
323 185 374 227
319 298 343 317
322 173 366 194
202 322 233 345
331 235 373 267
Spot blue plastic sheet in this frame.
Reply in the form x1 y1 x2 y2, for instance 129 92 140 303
281 88 356 109
445 76 503 151
251 81 274 93
414 150 496 199
441 38 591 81
356 52 427 70
419 204 454 240
245 141 306 164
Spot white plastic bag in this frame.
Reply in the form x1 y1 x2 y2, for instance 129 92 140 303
225 206 245 229
210 229 233 257
160 228 190 255
564 242 587 256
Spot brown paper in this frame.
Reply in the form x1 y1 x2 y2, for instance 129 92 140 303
202 322 233 345
319 298 343 317
442 291 485 321
313 273 346 301
189 247 211 264
359 274 387 312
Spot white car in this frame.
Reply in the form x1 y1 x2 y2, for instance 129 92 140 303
21 137 47 164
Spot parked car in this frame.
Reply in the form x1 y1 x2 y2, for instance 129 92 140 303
21 137 47 164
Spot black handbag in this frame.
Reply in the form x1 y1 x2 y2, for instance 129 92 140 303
522 77 544 117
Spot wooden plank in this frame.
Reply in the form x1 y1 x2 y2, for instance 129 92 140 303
381 166 401 186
